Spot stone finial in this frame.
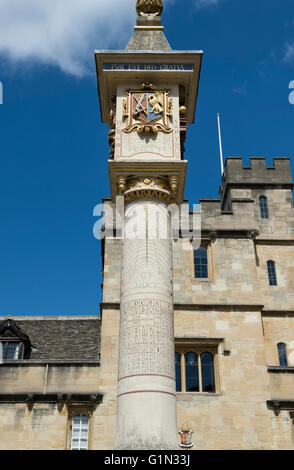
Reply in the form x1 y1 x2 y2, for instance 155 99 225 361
136 0 163 26
126 0 171 50
136 0 163 17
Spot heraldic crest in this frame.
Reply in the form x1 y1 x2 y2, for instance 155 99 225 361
122 83 173 135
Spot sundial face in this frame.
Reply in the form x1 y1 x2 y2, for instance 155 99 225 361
114 83 181 160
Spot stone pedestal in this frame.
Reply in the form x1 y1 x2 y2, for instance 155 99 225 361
115 195 177 450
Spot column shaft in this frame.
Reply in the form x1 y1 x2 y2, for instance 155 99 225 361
116 199 177 450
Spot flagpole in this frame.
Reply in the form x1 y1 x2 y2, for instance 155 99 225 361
217 113 224 176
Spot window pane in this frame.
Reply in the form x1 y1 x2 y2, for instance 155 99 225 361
71 413 89 450
185 352 199 392
194 247 208 279
73 414 82 425
259 196 269 219
201 352 215 393
6 343 19 360
175 352 182 392
278 343 288 367
267 261 277 286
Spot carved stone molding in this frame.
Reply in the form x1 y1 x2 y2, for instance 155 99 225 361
118 176 127 194
267 399 294 417
122 176 176 203
168 176 179 193
57 393 64 413
0 393 103 411
26 393 34 412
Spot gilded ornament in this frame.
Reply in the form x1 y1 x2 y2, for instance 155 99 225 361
124 176 176 203
123 85 172 136
108 129 115 159
118 176 127 193
136 0 163 16
122 99 129 119
167 98 173 117
169 176 179 193
179 106 187 115
139 82 157 91
108 106 116 158
110 109 115 126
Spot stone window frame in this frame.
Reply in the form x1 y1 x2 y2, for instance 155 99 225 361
259 195 269 219
175 339 222 395
190 239 214 282
267 260 278 286
66 407 93 451
277 342 288 367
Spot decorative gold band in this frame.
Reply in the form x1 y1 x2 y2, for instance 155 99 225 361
117 176 179 203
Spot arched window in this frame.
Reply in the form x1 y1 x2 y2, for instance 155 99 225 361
71 413 89 450
175 345 219 394
267 260 277 286
185 352 199 392
175 352 182 392
194 247 208 279
278 343 288 367
259 196 269 219
201 352 215 393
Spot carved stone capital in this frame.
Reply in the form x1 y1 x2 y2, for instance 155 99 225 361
124 176 176 203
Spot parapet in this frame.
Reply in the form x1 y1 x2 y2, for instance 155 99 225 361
220 157 294 198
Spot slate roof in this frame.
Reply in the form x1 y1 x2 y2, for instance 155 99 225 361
0 316 101 360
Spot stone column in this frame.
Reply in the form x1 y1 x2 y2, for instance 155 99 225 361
115 177 178 450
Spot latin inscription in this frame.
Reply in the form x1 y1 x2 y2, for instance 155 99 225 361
119 299 175 378
104 63 194 72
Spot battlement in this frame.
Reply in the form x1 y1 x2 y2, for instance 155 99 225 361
220 157 293 198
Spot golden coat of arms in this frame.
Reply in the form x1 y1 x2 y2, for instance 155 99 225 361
122 83 173 135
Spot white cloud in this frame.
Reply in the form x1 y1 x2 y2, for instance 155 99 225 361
284 42 294 63
0 0 137 77
0 0 221 77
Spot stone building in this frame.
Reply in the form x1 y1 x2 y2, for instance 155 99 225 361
0 0 294 450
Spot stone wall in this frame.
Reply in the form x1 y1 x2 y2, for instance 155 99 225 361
173 238 260 306
174 307 294 450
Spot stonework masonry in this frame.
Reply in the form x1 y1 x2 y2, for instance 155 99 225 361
0 154 293 450
0 1 294 451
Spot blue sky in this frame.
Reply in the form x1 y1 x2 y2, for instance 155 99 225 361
0 0 293 316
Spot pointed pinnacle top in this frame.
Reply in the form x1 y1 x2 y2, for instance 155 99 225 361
126 0 171 51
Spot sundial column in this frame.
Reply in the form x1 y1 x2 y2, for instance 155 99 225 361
115 178 178 450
